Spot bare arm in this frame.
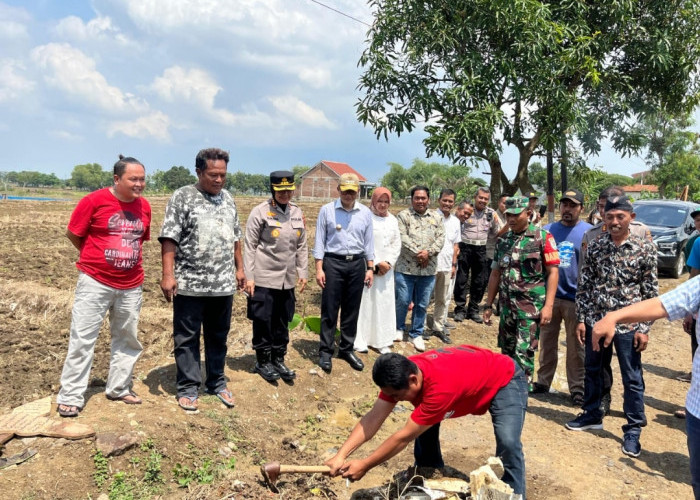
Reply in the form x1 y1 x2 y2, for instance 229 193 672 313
325 398 395 475
540 265 559 325
66 230 84 251
483 267 501 325
592 298 668 350
234 240 245 289
160 239 178 302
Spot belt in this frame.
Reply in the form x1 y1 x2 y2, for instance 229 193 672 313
325 253 365 261
461 239 487 246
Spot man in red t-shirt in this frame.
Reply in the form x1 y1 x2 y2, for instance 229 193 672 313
325 345 529 498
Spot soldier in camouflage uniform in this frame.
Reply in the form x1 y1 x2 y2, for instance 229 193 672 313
483 197 560 384
159 148 245 412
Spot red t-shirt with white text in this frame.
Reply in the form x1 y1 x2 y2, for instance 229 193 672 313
378 345 515 426
68 188 151 289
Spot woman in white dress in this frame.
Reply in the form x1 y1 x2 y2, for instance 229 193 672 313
354 188 401 354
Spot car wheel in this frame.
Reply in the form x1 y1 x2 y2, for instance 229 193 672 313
670 253 686 279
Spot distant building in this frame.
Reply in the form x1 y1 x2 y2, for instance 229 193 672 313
622 184 659 199
298 161 375 200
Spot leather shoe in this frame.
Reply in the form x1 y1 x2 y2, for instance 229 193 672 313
339 351 364 371
453 312 465 322
318 356 332 373
433 328 452 344
469 313 484 324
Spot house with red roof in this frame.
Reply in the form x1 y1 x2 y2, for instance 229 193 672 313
298 160 374 199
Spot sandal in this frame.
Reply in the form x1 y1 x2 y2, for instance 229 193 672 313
178 396 198 411
57 404 81 418
106 390 142 405
215 389 235 408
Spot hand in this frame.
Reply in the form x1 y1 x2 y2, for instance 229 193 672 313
236 269 246 290
683 313 694 335
316 269 326 288
530 338 539 350
576 322 586 346
160 276 177 303
483 308 493 325
376 261 391 276
540 304 553 325
244 280 255 297
340 459 368 482
365 270 374 288
324 455 347 477
634 332 649 352
591 315 616 351
451 266 457 279
416 250 429 268
297 278 308 293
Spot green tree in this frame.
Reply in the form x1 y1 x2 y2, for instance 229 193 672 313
292 165 311 178
641 111 700 199
162 166 196 191
357 0 700 198
379 158 483 201
70 163 109 191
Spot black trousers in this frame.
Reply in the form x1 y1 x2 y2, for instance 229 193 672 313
453 243 488 316
173 294 232 398
319 256 366 357
248 286 295 356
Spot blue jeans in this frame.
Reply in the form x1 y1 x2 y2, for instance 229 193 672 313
413 360 528 498
687 410 700 499
395 272 435 338
582 324 646 435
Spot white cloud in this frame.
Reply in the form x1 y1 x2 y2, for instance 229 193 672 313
0 3 30 40
298 67 332 89
30 43 146 113
0 59 34 103
269 95 335 129
49 130 84 141
52 15 131 45
0 19 28 39
108 111 171 141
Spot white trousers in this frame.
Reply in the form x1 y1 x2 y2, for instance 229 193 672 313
57 273 143 407
430 271 455 331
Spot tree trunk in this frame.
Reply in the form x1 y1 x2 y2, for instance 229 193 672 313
513 149 535 194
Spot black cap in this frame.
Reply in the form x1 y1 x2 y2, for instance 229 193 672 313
604 195 634 212
270 170 295 191
691 207 700 219
559 188 584 205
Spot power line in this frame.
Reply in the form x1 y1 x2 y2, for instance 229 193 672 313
307 0 372 27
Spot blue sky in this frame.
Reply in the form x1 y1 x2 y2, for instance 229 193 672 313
0 1 695 183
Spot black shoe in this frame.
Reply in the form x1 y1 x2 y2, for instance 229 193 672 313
338 351 364 371
318 356 332 373
453 312 466 322
272 357 296 381
255 362 281 382
600 393 611 416
529 382 549 394
469 313 483 324
433 329 452 344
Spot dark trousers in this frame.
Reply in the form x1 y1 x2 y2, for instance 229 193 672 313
413 361 528 498
319 256 366 357
453 243 488 316
173 294 232 398
686 409 700 499
582 324 646 435
248 286 295 357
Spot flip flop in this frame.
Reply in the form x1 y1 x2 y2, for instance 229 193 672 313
106 390 142 405
177 396 198 411
213 389 235 408
57 404 81 418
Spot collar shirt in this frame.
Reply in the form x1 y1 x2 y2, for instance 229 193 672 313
395 207 445 276
312 198 375 261
576 232 658 332
435 210 462 272
159 185 242 296
461 206 500 242
493 223 560 318
659 276 700 418
243 199 308 289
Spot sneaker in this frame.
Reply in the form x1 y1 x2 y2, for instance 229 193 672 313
394 329 405 342
529 382 549 394
379 347 392 355
621 433 641 457
565 412 603 431
433 328 452 344
412 336 426 352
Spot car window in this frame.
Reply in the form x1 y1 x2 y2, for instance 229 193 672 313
633 204 688 228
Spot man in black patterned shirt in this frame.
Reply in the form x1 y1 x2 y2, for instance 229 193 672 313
566 196 657 459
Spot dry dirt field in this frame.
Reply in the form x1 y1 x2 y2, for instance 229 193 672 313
0 195 693 499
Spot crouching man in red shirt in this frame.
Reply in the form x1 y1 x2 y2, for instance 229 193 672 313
325 345 529 498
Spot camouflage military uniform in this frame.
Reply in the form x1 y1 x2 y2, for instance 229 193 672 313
493 223 560 378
